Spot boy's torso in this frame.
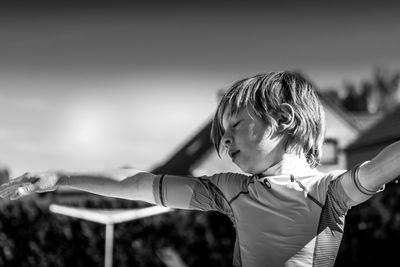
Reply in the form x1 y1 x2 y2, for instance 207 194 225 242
229 173 344 267
152 170 350 267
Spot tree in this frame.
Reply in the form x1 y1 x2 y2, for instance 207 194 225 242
0 165 9 185
341 68 400 113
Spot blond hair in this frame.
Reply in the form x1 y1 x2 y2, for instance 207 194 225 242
211 71 325 168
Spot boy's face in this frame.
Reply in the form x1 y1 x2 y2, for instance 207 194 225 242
221 106 286 175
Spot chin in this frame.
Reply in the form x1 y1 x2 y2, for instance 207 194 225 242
240 163 269 175
238 164 256 175
235 159 260 174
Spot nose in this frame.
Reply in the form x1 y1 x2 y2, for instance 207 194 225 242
221 134 233 148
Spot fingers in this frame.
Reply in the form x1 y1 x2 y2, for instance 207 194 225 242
10 183 37 200
0 172 56 200
0 174 28 191
0 184 17 198
0 173 40 199
0 182 36 199
3 173 29 185
9 190 22 200
0 183 27 198
9 173 39 185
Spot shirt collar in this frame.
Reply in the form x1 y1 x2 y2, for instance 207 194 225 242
261 154 320 177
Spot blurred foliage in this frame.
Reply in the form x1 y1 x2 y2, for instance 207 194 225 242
0 195 234 267
0 182 399 266
0 166 9 185
341 68 400 113
335 182 400 267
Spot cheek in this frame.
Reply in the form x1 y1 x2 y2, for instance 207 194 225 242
248 122 273 143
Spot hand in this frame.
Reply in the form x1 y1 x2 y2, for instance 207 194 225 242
0 172 60 200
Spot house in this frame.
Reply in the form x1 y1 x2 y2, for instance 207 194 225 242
316 93 362 173
346 105 400 169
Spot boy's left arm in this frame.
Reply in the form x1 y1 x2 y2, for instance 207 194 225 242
340 140 400 204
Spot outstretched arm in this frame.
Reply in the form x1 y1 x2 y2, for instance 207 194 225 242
341 140 400 204
359 140 400 189
0 168 157 204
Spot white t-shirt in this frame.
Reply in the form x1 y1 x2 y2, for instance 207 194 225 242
153 160 382 267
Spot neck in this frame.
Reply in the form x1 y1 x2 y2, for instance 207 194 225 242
261 153 316 176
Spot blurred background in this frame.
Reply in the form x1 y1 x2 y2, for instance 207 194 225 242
1 1 399 266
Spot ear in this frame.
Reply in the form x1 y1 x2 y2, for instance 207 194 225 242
277 103 295 132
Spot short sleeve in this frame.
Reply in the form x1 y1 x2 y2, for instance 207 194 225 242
327 176 357 212
206 172 253 201
305 170 347 206
309 167 385 210
152 173 250 213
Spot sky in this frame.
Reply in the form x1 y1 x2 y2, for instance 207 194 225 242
1 1 400 176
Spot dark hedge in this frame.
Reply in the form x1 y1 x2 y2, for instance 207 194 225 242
0 183 399 267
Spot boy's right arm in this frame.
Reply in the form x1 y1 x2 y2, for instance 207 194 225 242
0 169 157 204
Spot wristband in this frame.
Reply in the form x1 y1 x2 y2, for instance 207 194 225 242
352 162 377 195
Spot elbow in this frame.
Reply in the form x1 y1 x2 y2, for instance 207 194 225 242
120 172 157 203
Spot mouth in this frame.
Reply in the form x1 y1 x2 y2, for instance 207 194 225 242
229 150 240 160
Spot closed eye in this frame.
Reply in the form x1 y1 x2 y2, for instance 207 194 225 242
232 120 241 128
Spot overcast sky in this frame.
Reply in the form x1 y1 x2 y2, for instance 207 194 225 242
1 1 400 176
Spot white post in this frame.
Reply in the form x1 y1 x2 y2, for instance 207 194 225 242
49 204 171 267
105 223 114 267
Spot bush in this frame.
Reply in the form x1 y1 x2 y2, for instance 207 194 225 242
0 195 235 267
1 183 399 267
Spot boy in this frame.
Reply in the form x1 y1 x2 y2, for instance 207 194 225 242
1 71 399 267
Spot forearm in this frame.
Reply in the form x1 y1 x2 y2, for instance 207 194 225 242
359 140 400 190
57 169 157 204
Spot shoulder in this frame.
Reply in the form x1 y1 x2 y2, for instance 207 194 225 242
302 170 347 204
300 169 346 188
203 172 253 199
315 170 347 187
206 172 252 187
